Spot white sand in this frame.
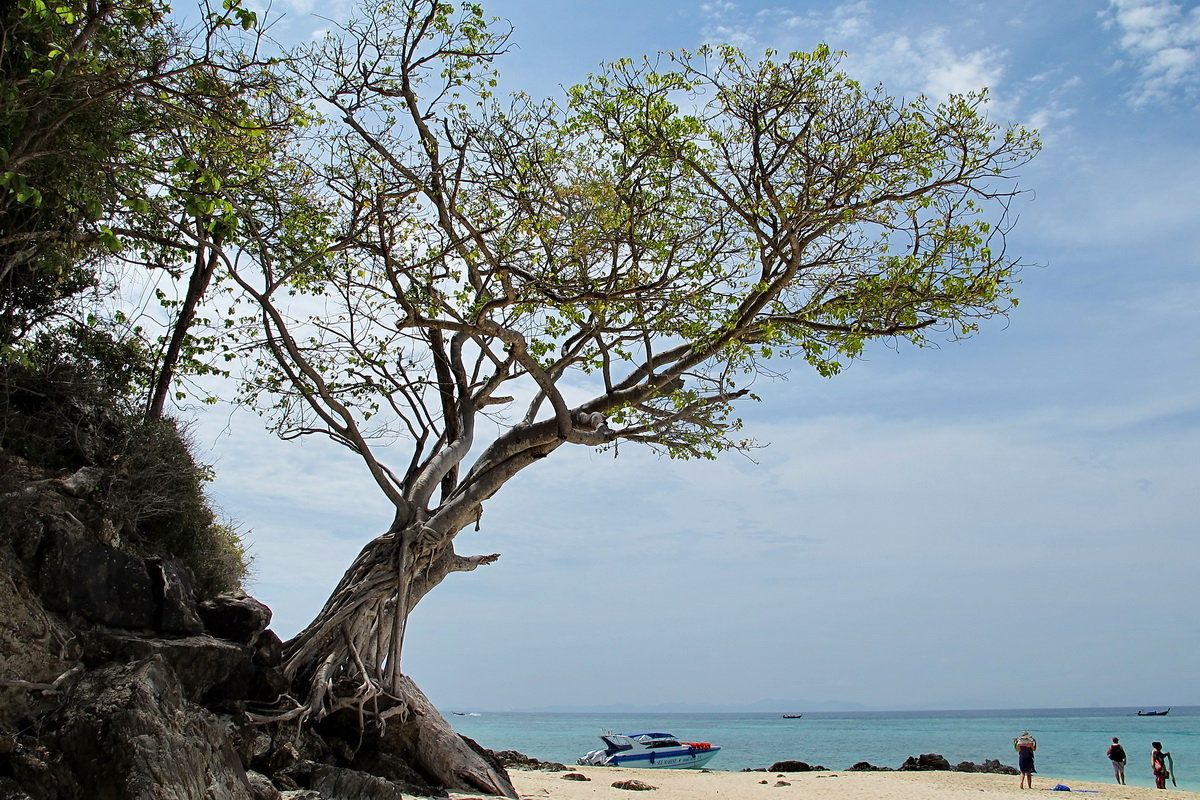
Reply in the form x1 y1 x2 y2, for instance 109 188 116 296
473 766 1200 800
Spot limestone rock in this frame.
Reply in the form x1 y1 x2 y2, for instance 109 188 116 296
35 527 202 634
54 657 252 799
612 779 657 791
252 629 284 667
246 771 282 800
768 760 825 772
898 753 952 771
493 749 568 772
198 592 273 645
955 758 1018 775
310 763 407 800
77 630 285 710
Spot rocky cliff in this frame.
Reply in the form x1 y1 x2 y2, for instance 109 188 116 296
0 455 495 799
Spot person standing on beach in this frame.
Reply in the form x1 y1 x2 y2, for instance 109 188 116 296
1014 731 1037 789
1152 741 1172 789
1107 737 1126 784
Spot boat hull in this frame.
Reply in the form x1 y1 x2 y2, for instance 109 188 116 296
602 748 720 769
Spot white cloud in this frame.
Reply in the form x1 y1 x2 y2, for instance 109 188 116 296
1104 0 1200 104
855 29 1006 99
697 1 1009 107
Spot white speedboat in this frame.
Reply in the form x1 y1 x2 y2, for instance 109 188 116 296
578 731 720 769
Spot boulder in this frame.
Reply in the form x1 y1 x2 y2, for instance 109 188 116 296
955 758 1017 775
77 631 284 710
54 657 253 799
768 760 825 772
246 771 282 800
612 779 657 791
309 764 407 800
493 749 568 771
898 753 952 771
252 629 284 667
198 592 273 645
35 527 202 634
0 562 77 726
846 761 892 771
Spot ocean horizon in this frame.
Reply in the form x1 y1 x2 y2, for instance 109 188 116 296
445 706 1199 791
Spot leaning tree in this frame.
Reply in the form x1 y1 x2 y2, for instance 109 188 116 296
223 0 1039 793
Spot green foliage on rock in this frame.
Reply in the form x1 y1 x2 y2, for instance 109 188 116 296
0 333 249 595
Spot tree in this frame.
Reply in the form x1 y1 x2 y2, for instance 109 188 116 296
0 0 289 420
226 0 1039 792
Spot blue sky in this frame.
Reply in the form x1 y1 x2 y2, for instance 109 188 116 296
198 0 1200 711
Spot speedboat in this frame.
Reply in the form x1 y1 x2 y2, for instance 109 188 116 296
578 731 720 769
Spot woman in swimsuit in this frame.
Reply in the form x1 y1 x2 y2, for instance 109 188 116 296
1152 741 1171 789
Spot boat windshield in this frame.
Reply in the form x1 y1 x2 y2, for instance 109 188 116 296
599 735 634 753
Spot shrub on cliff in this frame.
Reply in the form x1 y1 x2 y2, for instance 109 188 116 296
0 333 249 596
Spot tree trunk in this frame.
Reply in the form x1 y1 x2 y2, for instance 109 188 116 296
384 675 516 797
280 524 516 797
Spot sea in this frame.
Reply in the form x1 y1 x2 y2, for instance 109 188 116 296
446 707 1200 792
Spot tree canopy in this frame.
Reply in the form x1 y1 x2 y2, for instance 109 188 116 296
3 0 1039 791
209 0 1038 753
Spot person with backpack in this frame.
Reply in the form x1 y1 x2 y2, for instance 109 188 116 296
1014 731 1037 789
1107 737 1126 784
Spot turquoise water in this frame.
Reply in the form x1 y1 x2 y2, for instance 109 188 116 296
446 707 1199 791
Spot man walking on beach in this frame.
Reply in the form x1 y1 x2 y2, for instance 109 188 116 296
1107 737 1126 784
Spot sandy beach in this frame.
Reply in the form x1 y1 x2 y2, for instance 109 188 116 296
478 766 1200 800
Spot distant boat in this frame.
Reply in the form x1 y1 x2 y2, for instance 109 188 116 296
781 714 803 719
1137 708 1170 716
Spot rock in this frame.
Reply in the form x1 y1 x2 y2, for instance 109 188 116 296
493 749 569 771
959 759 1018 775
0 774 38 799
198 592 273 645
77 630 285 710
252 629 284 667
612 779 657 791
0 566 77 726
774 781 791 786
54 657 253 799
314 709 447 797
846 761 892 771
246 771 282 800
768 760 825 772
561 773 591 781
35 527 202 634
310 764 407 800
898 753 952 771
59 467 103 497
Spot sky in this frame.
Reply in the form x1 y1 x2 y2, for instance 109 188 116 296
195 0 1200 712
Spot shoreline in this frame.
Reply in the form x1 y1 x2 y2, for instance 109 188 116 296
479 766 1200 800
